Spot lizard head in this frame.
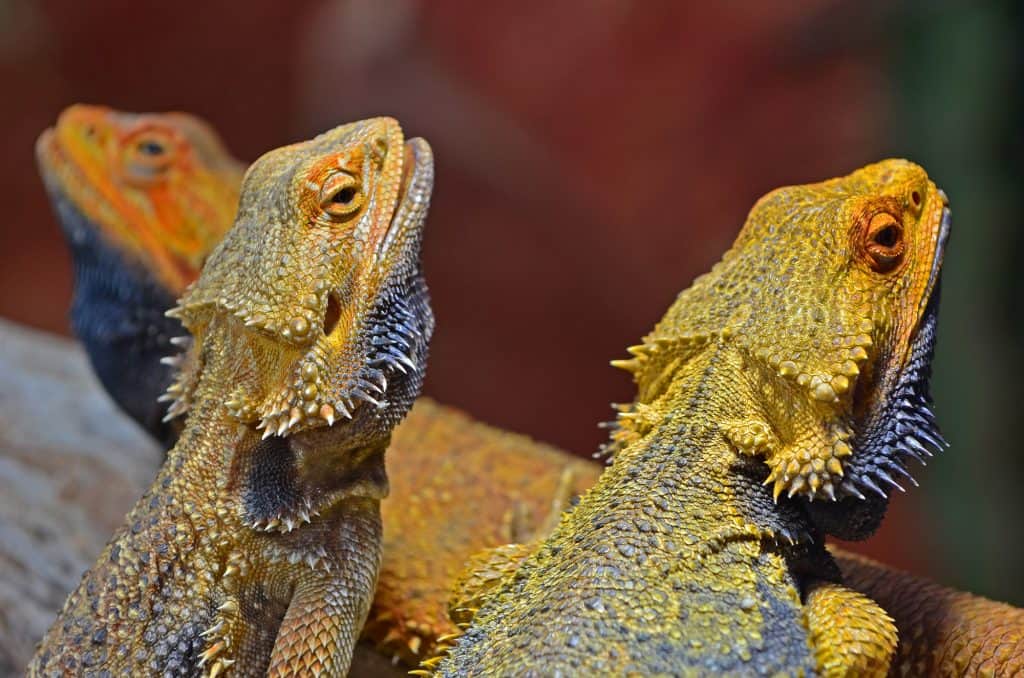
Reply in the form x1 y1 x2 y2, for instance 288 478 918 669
170 117 435 444
36 105 244 443
36 103 244 295
613 159 949 536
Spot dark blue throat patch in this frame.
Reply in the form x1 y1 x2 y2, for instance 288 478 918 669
51 192 182 446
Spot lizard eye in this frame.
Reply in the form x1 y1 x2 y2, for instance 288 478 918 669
137 139 166 157
123 130 177 183
864 213 904 273
319 173 365 220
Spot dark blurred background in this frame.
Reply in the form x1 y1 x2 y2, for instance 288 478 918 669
1 1 1021 604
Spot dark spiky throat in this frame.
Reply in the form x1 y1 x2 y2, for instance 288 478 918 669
356 268 434 430
808 282 945 539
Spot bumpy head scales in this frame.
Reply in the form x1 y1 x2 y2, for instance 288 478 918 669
170 117 434 441
612 159 949 527
36 103 245 294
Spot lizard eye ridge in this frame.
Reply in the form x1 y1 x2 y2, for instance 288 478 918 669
864 212 904 273
319 173 364 220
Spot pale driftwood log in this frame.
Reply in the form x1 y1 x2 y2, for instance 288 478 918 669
0 318 162 673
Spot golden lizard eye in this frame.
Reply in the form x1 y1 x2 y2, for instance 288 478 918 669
864 213 904 273
319 173 364 220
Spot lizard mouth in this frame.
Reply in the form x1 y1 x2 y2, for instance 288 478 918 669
36 128 87 221
36 127 115 250
35 127 58 177
36 121 101 231
375 138 433 264
925 201 952 303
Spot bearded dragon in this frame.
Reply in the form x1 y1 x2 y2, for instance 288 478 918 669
28 116 435 676
434 159 950 676
36 112 1024 676
36 104 243 445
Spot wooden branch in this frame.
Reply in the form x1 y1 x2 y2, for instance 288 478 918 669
0 319 161 673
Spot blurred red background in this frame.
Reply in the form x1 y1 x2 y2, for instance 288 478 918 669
2 1 1021 602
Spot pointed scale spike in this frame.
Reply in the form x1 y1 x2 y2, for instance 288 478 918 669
361 378 383 395
610 359 640 373
897 446 928 465
875 469 905 493
392 350 417 371
904 435 934 458
915 428 946 450
886 462 920 487
840 481 866 500
352 389 381 408
858 475 888 499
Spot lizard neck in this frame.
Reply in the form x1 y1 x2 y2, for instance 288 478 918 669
160 319 390 536
602 344 798 544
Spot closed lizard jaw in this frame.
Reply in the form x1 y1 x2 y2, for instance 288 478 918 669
376 138 434 265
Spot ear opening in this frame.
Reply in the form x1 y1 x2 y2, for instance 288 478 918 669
324 292 341 337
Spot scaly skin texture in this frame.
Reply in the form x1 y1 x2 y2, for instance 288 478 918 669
835 550 1024 676
28 117 435 677
370 399 599 664
40 121 1024 675
436 160 950 676
36 105 244 444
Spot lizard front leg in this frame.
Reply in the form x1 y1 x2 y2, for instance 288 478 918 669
267 500 383 677
803 580 898 677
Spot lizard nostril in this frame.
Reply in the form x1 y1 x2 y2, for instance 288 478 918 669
910 190 921 209
323 292 341 337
